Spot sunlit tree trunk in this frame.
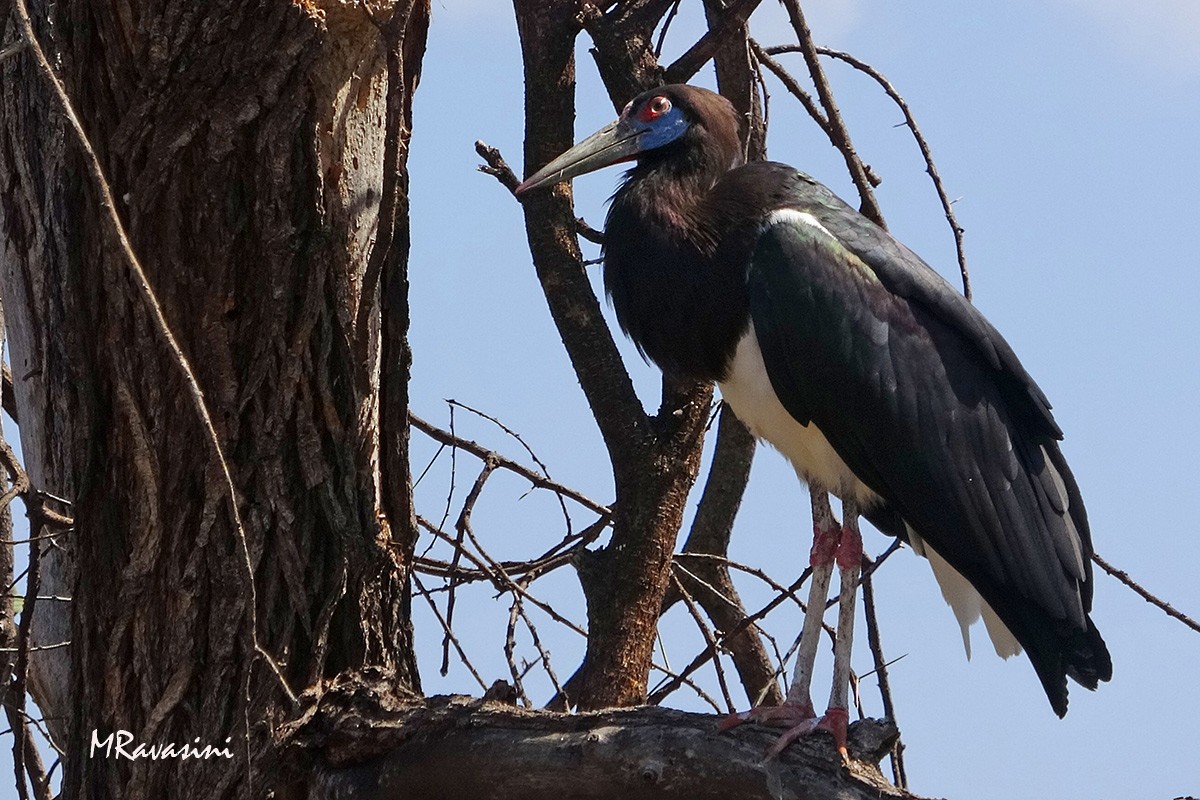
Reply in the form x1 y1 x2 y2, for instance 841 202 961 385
0 2 429 796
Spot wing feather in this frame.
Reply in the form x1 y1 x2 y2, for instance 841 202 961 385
746 199 1110 713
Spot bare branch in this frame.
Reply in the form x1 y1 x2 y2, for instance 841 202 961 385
1092 551 1200 635
291 694 911 800
664 0 766 83
416 518 587 636
670 572 736 713
442 461 497 675
653 0 684 58
859 562 907 788
748 40 829 134
446 399 575 535
774 0 886 226
803 45 971 300
7 531 48 800
411 413 612 518
412 573 489 692
475 139 521 194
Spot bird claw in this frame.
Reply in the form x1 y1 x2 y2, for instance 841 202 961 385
720 701 850 765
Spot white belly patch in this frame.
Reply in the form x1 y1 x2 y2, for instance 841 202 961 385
718 325 879 507
720 325 1020 661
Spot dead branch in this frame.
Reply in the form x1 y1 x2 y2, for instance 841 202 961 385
288 689 916 800
663 407 782 707
776 44 972 300
664 0 765 83
775 0 885 225
1092 552 1200 635
859 562 906 788
475 139 522 193
411 413 612 518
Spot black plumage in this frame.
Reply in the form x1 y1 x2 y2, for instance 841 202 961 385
517 84 1111 717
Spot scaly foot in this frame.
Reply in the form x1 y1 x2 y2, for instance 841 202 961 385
719 701 850 764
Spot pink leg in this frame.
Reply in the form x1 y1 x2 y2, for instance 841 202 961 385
720 491 863 767
819 499 862 765
720 489 836 736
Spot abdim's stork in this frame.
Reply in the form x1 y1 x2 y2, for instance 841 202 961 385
516 85 1111 759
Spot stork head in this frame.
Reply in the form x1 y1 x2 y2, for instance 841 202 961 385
515 84 741 195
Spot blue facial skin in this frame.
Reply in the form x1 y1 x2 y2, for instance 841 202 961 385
635 104 689 151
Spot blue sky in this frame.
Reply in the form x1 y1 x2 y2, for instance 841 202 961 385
2 2 1198 798
406 2 1200 799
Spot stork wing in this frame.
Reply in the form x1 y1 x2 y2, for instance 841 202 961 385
746 194 1110 713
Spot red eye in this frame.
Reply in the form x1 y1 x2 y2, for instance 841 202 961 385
638 95 672 122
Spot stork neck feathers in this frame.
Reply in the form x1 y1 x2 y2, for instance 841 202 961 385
613 109 744 251
601 102 752 381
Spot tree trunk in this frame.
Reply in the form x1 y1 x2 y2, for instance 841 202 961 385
0 2 936 798
0 1 429 796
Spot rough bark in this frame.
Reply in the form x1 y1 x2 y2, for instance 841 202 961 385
0 1 429 796
287 688 923 800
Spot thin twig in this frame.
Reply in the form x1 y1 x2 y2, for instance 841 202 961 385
1092 551 1200 635
650 541 904 706
436 403 459 536
859 562 906 788
653 0 683 58
807 44 970 299
447 399 574 537
412 413 612 517
670 572 735 713
9 525 44 800
748 41 828 134
416 518 587 636
676 553 806 610
442 461 497 676
504 594 533 707
412 573 488 691
514 580 566 701
775 0 886 225
648 570 808 704
414 514 608 585
647 661 723 713
0 642 69 653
